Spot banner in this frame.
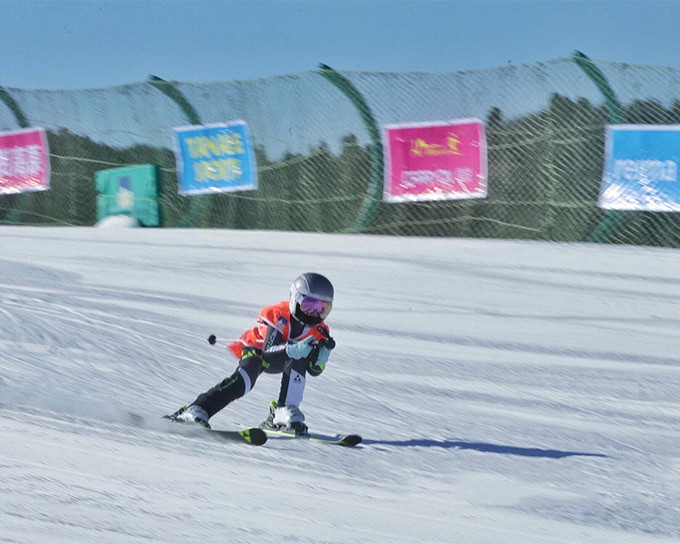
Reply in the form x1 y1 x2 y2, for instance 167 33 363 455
383 119 487 203
95 164 160 226
599 124 680 212
0 127 50 195
174 121 257 196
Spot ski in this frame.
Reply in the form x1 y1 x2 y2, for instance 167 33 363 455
208 427 268 446
262 427 362 447
162 417 268 446
168 420 268 446
129 412 268 446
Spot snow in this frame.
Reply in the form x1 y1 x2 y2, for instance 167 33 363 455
1 226 679 543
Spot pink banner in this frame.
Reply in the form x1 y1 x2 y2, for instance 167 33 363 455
0 127 50 195
383 119 487 203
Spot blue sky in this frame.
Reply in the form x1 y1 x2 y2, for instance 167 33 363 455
3 0 680 90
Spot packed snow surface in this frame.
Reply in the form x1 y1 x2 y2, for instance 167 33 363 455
1 226 679 543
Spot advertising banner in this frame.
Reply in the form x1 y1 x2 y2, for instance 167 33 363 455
95 164 160 226
174 121 257 196
0 127 50 195
599 124 680 212
383 119 487 203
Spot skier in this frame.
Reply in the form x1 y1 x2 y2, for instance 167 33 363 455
167 272 335 435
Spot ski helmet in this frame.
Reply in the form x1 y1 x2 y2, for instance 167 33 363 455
289 272 334 324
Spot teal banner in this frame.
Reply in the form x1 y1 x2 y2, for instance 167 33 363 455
95 164 160 226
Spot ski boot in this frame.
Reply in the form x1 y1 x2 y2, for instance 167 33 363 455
164 405 211 429
261 401 309 436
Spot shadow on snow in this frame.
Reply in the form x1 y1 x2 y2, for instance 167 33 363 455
362 438 607 459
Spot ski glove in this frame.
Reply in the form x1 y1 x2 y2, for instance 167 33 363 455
285 336 315 360
308 342 333 376
316 344 332 365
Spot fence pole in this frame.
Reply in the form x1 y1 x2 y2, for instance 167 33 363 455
317 64 383 233
572 51 626 243
148 75 207 227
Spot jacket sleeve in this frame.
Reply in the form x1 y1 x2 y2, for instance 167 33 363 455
261 324 290 365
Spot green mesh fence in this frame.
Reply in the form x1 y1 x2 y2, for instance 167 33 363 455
1 56 680 247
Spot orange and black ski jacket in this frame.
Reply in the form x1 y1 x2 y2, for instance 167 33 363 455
229 301 331 360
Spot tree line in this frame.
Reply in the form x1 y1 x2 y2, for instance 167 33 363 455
3 94 680 247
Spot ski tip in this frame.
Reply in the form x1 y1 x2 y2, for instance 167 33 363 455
239 427 268 446
338 434 362 447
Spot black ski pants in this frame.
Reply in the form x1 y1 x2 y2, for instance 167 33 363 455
191 348 308 418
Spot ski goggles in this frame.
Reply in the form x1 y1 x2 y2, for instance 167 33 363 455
299 295 332 318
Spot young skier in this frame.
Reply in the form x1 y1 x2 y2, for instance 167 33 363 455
167 272 335 435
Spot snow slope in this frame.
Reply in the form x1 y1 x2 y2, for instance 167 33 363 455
1 226 679 543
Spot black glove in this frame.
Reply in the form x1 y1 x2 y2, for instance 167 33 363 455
307 337 334 376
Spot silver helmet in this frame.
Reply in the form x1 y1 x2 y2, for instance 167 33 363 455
289 272 334 324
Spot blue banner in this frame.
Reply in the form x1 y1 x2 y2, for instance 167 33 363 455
599 125 680 212
174 121 257 195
